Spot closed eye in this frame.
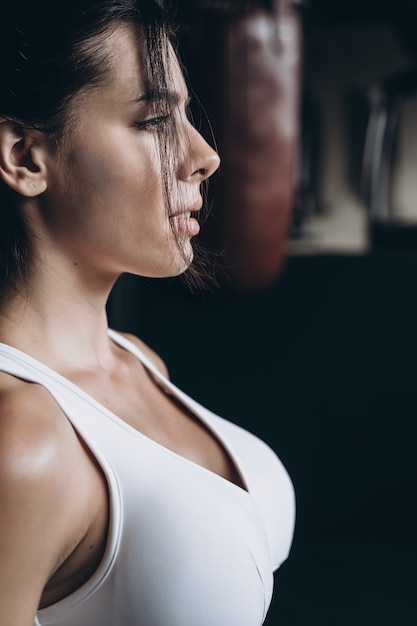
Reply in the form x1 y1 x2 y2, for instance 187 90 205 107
134 115 170 131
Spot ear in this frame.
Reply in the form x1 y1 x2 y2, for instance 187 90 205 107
0 120 48 197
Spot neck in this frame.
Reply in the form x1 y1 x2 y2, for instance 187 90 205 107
0 264 121 373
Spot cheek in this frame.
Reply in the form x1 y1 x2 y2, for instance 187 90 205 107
100 148 163 208
59 131 172 245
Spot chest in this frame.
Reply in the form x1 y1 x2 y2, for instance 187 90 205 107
39 405 275 626
72 361 246 489
39 362 247 609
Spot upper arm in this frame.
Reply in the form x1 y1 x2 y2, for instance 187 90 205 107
0 381 83 625
120 332 170 378
0 453 55 624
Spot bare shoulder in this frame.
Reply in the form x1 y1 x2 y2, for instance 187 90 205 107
0 372 82 539
0 372 78 465
0 373 74 469
0 374 85 621
118 332 170 378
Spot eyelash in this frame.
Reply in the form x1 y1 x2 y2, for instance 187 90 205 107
134 115 170 131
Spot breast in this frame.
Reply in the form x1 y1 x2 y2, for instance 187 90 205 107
38 422 273 626
106 430 275 626
36 377 294 626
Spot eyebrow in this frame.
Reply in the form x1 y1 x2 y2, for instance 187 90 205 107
132 89 190 108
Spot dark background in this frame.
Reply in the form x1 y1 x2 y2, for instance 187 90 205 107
108 1 417 623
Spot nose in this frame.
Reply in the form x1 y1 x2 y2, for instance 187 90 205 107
179 122 220 183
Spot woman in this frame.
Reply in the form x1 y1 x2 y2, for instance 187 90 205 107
0 2 295 625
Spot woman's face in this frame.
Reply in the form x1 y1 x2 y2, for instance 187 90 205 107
40 24 220 281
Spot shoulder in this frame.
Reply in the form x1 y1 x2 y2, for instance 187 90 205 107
0 372 75 469
0 372 84 526
0 375 88 598
117 332 170 378
0 371 79 464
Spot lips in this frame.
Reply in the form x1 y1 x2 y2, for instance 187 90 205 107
171 198 203 219
169 203 201 237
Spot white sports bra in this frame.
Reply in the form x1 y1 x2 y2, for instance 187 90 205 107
0 330 295 626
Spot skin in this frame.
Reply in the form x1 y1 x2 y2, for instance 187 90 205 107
0 22 238 626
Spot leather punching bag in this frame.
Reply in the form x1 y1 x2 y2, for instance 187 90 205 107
184 0 303 293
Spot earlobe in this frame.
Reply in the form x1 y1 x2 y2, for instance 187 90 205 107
0 120 48 197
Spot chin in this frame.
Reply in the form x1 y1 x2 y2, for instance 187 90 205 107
148 247 194 279
170 241 194 276
168 255 194 278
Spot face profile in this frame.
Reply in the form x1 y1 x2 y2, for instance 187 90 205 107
3 24 219 288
